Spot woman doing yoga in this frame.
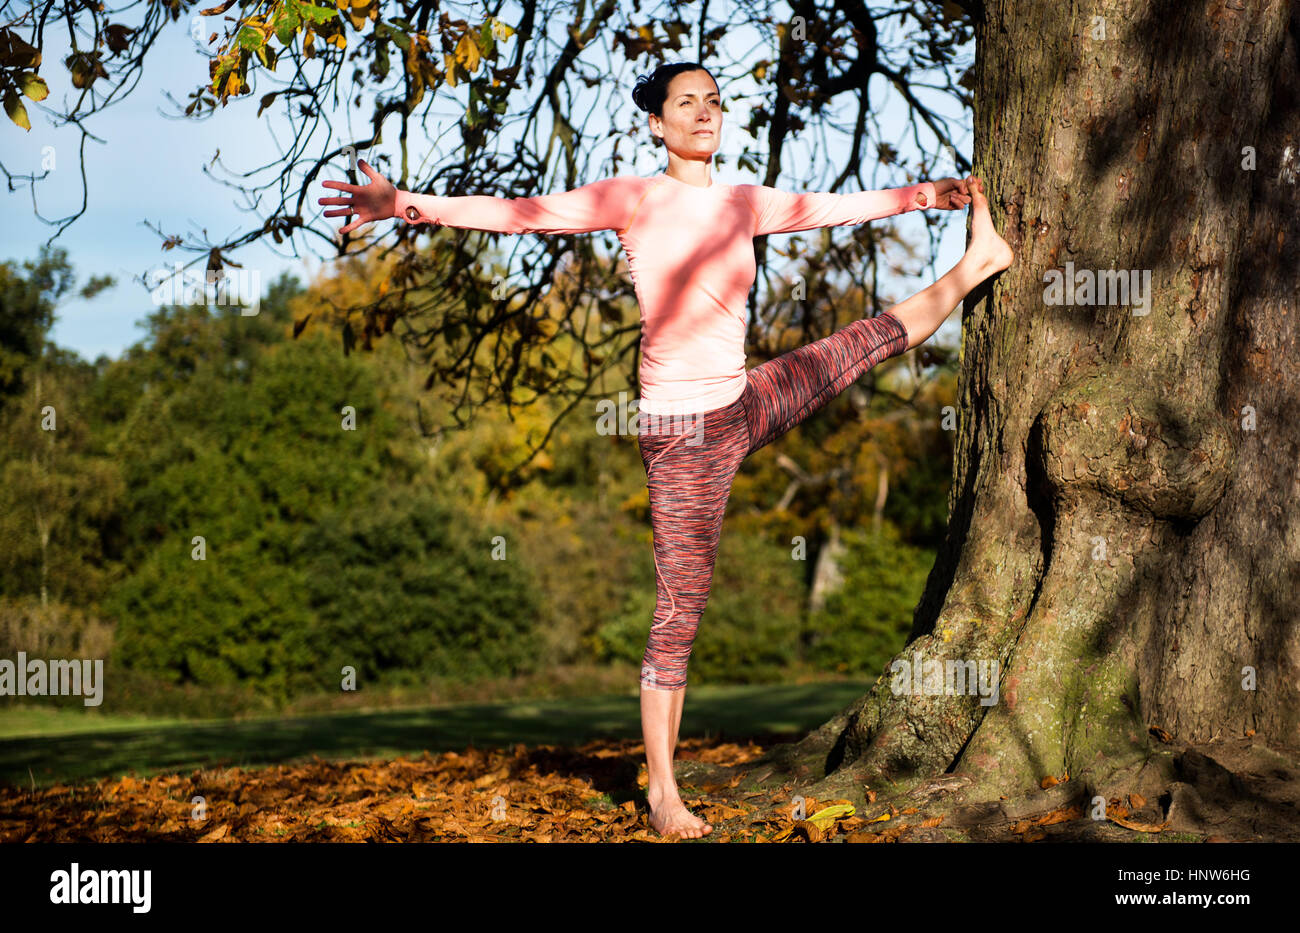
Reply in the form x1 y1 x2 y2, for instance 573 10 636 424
319 62 1013 840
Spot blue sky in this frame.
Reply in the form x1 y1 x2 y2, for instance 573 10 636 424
0 4 972 362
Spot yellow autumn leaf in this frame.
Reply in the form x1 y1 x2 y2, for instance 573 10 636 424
806 802 855 830
21 73 49 102
456 32 479 73
4 91 31 131
769 801 856 842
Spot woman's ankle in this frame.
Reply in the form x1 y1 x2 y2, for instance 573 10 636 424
646 781 680 803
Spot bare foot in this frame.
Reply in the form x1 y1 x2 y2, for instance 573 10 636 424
966 177 1014 274
647 786 713 839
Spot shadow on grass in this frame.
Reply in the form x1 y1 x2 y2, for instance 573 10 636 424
1 681 870 789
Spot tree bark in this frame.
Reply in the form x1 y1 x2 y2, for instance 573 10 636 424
784 0 1300 807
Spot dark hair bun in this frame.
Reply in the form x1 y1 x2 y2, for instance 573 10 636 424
632 74 652 113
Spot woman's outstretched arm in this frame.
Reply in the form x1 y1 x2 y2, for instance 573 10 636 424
320 159 642 236
744 177 969 236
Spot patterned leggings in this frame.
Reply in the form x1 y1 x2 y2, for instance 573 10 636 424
636 310 910 691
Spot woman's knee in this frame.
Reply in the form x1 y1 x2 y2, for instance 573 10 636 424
640 655 690 691
643 617 699 684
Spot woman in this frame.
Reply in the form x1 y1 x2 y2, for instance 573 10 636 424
319 61 1013 840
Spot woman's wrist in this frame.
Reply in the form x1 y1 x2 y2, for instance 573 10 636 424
394 189 420 224
914 181 938 210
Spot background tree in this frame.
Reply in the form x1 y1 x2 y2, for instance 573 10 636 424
0 246 117 609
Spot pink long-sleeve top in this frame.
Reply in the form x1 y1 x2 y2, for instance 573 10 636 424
394 172 935 416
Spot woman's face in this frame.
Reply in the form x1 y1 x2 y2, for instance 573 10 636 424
649 70 721 158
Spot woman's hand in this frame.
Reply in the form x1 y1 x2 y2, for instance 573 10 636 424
318 159 397 234
929 176 974 210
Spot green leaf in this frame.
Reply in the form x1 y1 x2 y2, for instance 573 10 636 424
297 3 338 25
4 89 30 131
478 22 496 58
387 24 411 52
237 26 265 51
273 10 300 46
19 72 48 102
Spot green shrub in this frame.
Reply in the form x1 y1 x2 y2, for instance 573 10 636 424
101 315 545 705
293 487 545 690
107 487 544 705
804 522 934 678
592 523 804 686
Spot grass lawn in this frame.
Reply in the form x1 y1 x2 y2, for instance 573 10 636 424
0 680 870 789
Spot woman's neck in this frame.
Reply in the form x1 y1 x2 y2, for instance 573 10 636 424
662 154 714 189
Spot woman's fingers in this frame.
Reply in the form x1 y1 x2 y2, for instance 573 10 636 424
324 160 390 233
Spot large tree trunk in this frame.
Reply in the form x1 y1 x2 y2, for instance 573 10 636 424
769 0 1300 812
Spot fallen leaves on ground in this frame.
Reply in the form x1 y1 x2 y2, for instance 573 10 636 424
1008 793 1170 840
1011 803 1085 841
1 735 931 843
768 802 856 842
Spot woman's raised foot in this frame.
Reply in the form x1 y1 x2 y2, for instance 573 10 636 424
965 177 1014 274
